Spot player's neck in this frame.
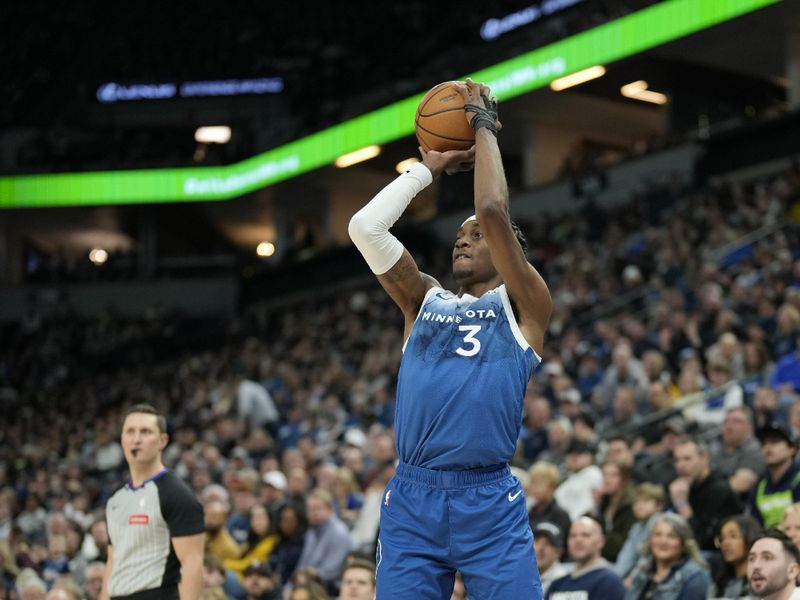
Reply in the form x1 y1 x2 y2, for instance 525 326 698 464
129 459 166 487
459 276 502 298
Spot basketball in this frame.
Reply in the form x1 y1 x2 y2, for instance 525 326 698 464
415 81 475 153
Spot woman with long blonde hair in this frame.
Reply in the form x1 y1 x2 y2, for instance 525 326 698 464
625 513 710 600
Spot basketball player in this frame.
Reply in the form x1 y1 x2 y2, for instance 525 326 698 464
101 404 205 600
349 78 551 599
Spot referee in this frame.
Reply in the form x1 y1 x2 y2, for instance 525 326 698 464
100 404 204 600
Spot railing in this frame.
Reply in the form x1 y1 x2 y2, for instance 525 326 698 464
603 380 741 444
704 222 786 265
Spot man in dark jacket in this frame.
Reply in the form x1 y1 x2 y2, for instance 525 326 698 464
669 436 742 550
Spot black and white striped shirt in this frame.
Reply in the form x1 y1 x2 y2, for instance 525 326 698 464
106 469 203 599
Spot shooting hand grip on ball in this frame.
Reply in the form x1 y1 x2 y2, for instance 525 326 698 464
456 78 501 136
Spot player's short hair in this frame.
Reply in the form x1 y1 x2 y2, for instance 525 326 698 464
123 403 167 434
510 221 528 255
460 218 528 255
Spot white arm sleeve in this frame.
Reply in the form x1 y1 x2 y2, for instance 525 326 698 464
348 162 433 275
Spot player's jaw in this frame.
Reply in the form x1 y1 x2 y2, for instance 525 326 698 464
453 251 499 285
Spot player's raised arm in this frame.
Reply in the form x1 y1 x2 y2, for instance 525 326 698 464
348 147 474 338
456 78 552 355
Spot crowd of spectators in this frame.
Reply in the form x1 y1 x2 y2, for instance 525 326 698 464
0 158 799 599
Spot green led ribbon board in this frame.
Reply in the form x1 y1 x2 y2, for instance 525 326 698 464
0 0 780 208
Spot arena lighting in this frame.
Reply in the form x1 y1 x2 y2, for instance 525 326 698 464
549 65 606 91
195 126 232 144
335 145 381 168
395 157 420 174
88 248 108 265
0 0 780 208
620 80 668 105
256 242 275 257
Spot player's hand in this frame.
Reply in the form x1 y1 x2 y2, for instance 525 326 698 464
455 78 501 134
419 145 475 177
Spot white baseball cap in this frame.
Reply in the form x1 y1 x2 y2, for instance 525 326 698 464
262 470 287 491
344 428 367 448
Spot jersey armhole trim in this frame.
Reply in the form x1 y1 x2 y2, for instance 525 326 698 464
499 284 541 361
401 286 442 354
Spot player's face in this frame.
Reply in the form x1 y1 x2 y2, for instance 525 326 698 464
121 413 167 467
452 221 496 283
340 567 375 599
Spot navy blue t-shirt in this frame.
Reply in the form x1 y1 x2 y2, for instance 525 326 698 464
546 567 626 600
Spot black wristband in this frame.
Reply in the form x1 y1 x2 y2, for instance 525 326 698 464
464 103 498 136
470 114 498 136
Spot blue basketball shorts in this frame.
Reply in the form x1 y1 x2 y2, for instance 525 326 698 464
376 462 542 600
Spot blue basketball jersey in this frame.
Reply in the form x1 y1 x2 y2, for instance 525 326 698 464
395 284 541 470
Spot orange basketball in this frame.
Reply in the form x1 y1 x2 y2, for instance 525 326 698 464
415 81 475 153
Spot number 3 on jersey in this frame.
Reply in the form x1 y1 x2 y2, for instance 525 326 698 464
456 325 482 356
